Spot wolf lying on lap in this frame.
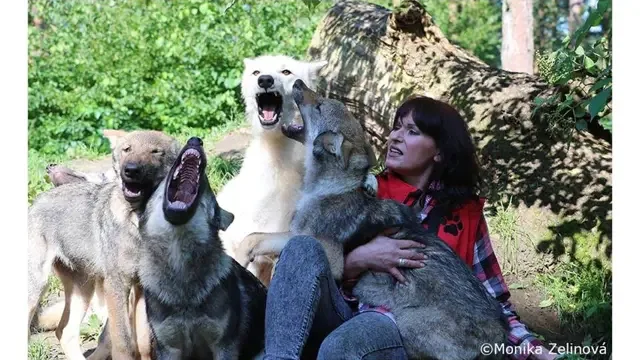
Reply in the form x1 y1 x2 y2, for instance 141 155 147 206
236 79 509 360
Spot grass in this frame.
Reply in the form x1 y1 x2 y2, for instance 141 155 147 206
80 314 104 343
28 337 60 360
537 262 612 359
207 156 243 193
488 197 532 276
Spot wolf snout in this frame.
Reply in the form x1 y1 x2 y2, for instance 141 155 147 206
292 79 313 105
124 163 141 179
187 137 203 147
292 79 308 92
258 75 274 90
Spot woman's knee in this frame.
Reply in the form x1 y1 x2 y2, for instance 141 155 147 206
280 236 326 263
276 235 329 273
317 312 407 360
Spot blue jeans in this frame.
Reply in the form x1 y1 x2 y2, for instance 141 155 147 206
263 236 408 360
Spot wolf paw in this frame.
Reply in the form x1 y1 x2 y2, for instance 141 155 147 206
362 173 378 197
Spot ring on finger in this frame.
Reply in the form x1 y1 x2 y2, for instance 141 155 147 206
398 258 406 267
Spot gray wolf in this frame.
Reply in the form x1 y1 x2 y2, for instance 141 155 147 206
28 129 181 360
236 79 508 360
139 136 267 359
216 54 328 286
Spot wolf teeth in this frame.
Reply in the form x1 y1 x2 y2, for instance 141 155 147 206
181 148 201 162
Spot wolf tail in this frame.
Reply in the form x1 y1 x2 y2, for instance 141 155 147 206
32 283 107 331
33 300 66 331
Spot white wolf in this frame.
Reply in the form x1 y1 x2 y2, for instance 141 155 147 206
216 55 328 286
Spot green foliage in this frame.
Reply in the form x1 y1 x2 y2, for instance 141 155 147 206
28 338 59 360
426 0 502 67
28 0 330 155
538 262 612 357
207 156 243 194
534 0 564 54
28 149 57 204
80 314 104 342
533 0 612 136
489 198 532 276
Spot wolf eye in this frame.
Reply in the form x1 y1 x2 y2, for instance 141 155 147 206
152 149 164 155
252 70 260 76
122 145 131 153
281 69 292 75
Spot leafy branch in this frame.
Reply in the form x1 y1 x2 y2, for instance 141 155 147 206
533 0 612 135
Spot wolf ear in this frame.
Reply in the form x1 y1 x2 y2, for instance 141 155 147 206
313 131 353 169
217 206 235 231
102 129 129 151
308 60 328 76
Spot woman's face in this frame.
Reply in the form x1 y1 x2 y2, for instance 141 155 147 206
385 113 440 178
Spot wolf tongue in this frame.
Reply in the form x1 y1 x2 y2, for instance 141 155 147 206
261 105 276 121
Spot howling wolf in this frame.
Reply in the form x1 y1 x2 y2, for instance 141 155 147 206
216 55 327 286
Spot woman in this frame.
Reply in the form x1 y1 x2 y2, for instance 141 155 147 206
262 96 555 360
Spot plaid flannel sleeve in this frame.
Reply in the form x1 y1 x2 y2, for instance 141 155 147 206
472 214 544 360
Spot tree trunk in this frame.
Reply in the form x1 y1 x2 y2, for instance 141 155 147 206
306 0 611 265
501 0 534 74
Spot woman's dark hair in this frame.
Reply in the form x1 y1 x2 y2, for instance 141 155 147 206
391 96 482 212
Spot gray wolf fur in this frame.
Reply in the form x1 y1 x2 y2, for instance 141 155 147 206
28 129 181 360
236 80 509 360
139 136 267 359
216 54 328 286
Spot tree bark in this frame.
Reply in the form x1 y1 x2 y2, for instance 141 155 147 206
501 0 535 74
306 0 611 261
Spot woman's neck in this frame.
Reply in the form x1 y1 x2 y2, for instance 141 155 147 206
393 167 433 191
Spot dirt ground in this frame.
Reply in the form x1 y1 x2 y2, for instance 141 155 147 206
31 127 578 357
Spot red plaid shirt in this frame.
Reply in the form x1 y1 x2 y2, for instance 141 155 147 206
345 171 544 359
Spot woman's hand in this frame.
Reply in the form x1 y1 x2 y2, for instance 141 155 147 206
343 234 427 284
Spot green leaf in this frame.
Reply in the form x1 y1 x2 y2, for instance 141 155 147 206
574 106 586 118
533 97 546 106
599 115 612 131
590 78 611 93
571 0 610 46
575 46 585 56
539 298 554 308
589 87 612 119
583 56 595 70
302 0 321 10
576 119 588 131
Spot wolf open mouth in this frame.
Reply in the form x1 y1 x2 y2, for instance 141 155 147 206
166 148 202 212
163 138 207 225
256 92 283 126
123 181 145 201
